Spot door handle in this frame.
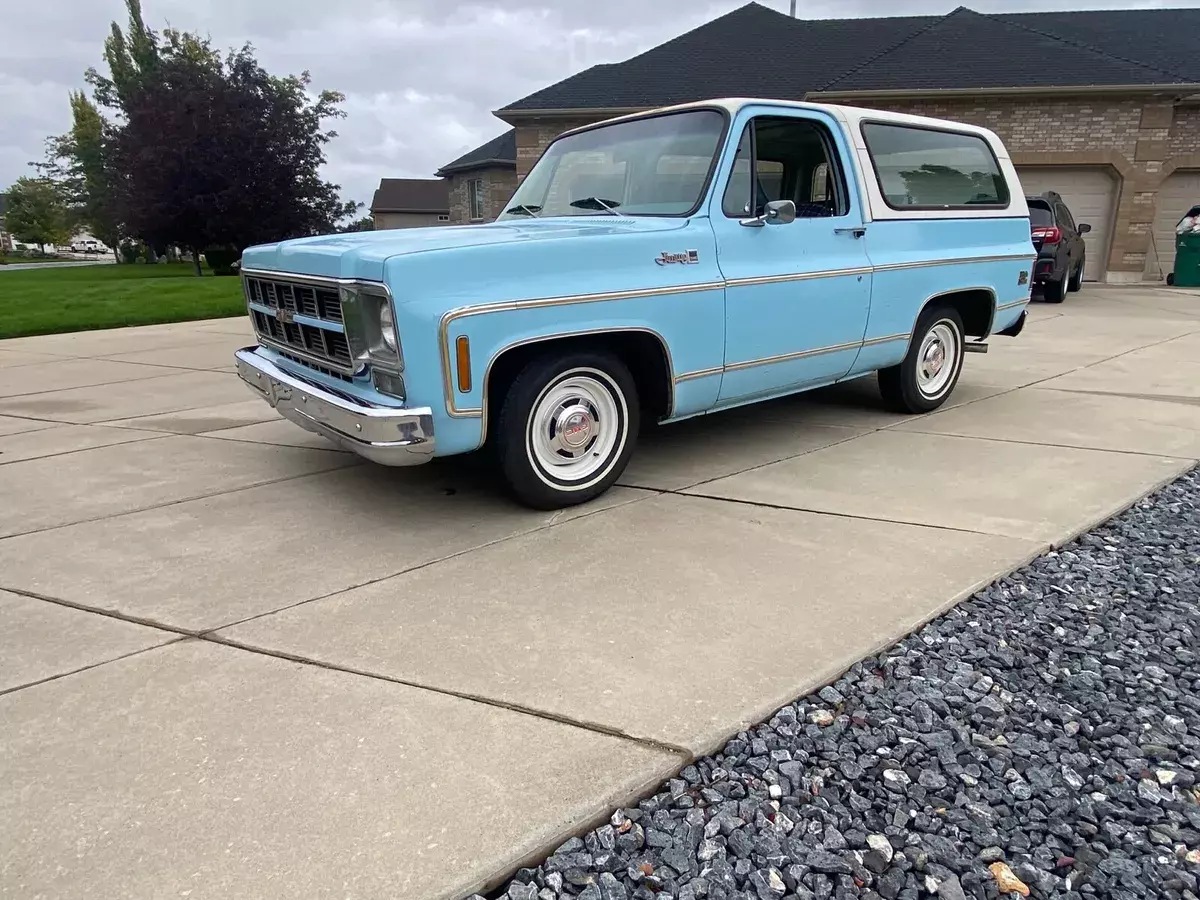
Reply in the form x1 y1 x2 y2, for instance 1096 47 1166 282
834 226 866 238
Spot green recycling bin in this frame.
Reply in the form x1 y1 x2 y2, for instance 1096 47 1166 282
1173 229 1200 288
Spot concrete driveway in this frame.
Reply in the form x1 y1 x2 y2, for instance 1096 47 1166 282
2 285 1198 900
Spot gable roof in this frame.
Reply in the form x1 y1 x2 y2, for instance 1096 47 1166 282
370 178 449 214
496 2 1199 114
820 6 1190 93
436 129 517 176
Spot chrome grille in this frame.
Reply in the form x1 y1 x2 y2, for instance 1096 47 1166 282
246 275 342 322
251 309 352 367
245 274 352 371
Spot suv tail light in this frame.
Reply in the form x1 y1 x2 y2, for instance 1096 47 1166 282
1032 225 1062 244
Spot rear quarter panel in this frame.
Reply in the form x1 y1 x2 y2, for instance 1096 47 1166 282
852 217 1035 375
834 106 1034 373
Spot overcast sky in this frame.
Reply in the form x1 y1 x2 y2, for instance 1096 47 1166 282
1 0 1195 211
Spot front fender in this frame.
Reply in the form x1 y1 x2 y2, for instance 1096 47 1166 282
384 218 727 452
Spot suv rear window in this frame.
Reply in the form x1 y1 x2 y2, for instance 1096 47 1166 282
862 122 1009 210
1028 201 1055 226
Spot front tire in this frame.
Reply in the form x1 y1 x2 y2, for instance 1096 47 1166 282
495 352 639 510
879 305 965 414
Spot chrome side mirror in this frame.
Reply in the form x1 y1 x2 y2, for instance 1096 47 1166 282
740 199 797 228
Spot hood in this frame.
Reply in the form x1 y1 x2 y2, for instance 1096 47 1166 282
240 217 693 281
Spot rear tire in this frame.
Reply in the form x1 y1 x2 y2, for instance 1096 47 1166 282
1068 258 1084 293
495 351 639 510
1044 275 1066 303
879 305 965 414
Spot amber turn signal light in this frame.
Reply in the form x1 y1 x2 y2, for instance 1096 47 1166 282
455 336 471 393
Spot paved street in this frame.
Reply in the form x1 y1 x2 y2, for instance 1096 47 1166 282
1 285 1199 900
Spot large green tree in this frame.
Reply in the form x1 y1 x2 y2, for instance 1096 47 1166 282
5 178 71 254
88 1 356 273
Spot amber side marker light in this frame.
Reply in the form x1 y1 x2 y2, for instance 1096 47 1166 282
455 336 472 393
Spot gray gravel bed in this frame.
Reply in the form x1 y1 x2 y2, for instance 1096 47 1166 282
480 467 1200 900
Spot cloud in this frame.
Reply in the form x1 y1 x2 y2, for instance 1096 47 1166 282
0 0 1187 210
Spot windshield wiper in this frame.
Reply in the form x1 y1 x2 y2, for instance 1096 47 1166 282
570 197 624 216
503 204 542 217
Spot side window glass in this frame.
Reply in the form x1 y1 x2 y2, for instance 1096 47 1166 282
862 122 1009 209
811 163 829 202
1058 203 1076 232
723 116 846 219
755 116 843 218
722 125 753 217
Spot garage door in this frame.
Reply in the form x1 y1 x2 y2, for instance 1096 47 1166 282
1144 170 1200 281
1015 167 1118 281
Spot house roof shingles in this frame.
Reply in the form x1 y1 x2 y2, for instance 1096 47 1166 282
370 178 449 214
436 129 517 175
496 2 1199 114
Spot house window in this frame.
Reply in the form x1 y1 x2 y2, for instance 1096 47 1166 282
468 179 485 220
438 214 449 222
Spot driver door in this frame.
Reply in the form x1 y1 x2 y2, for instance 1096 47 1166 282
711 108 873 405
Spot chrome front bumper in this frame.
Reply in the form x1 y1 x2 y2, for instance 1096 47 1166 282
234 347 435 466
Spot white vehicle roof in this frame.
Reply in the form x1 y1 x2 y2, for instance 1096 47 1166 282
574 97 1028 223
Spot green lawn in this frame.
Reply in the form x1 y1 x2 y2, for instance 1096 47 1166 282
0 263 247 339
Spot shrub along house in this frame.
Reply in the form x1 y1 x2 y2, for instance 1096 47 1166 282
437 2 1200 283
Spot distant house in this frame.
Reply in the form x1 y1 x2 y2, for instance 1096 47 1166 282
370 178 451 229
437 1 1200 283
435 129 517 226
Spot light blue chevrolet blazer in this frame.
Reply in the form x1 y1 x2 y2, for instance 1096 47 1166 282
236 98 1034 509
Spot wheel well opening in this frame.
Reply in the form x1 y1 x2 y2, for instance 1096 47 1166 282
483 331 672 441
927 289 995 338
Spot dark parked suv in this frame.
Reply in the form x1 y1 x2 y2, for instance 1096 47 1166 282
1027 190 1090 303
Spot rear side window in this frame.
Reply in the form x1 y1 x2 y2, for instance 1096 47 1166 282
1028 202 1055 226
862 122 1010 210
1056 202 1076 232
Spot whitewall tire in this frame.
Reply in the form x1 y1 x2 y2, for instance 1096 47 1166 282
496 352 639 509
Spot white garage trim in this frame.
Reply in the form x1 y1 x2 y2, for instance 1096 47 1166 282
1015 166 1119 282
1144 170 1200 282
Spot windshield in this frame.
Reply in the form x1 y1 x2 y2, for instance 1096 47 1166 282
1028 201 1054 227
497 109 727 220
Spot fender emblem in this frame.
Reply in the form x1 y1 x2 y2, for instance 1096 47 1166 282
656 250 699 266
275 307 296 324
1018 270 1029 286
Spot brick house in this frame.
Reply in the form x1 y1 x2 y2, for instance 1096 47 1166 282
438 2 1200 283
370 178 450 229
435 129 518 225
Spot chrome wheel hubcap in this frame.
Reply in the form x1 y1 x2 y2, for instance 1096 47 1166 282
916 321 959 398
527 371 624 487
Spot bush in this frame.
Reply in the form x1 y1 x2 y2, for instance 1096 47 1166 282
203 246 240 276
119 241 140 264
